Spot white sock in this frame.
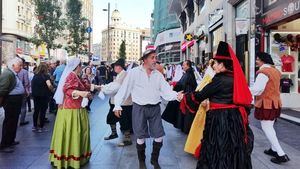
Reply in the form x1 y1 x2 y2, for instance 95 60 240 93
261 120 285 156
137 138 145 145
154 137 163 143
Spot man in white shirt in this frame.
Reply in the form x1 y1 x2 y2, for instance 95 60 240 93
101 58 133 147
250 52 289 164
114 49 183 169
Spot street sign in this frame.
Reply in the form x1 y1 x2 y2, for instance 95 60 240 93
86 27 93 33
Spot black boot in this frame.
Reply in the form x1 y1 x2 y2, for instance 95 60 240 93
104 124 118 140
151 141 163 169
136 143 147 169
118 130 132 147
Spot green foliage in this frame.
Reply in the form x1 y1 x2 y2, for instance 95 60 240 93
65 0 89 56
119 40 126 60
32 0 65 59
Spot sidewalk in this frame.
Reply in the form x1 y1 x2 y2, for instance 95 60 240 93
0 97 300 169
280 108 300 125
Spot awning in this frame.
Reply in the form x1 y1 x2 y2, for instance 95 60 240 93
17 54 36 63
181 40 195 52
181 41 187 51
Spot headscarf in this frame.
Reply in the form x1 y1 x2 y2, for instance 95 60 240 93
54 58 81 104
172 64 183 82
214 41 252 105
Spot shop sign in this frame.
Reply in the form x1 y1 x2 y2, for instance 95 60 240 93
260 0 300 26
236 18 249 35
184 33 193 41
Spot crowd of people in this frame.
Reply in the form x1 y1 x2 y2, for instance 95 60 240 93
0 40 290 169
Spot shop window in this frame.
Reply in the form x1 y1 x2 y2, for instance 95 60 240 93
179 11 187 32
186 0 195 25
197 0 205 15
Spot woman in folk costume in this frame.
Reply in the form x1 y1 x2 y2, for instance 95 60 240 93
251 52 289 164
50 58 100 169
181 41 254 169
162 60 197 134
184 59 215 157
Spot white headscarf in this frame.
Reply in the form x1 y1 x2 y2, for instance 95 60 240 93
192 65 203 84
172 64 183 82
54 58 81 104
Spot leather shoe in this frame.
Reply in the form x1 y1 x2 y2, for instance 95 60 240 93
264 148 278 157
10 141 20 146
0 146 14 153
20 121 29 126
271 154 290 164
104 133 118 140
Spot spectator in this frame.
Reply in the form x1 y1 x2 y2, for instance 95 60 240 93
0 57 24 153
53 59 66 86
31 63 54 133
48 60 58 114
18 58 30 126
95 61 108 85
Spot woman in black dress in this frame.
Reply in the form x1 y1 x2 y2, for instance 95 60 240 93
162 60 197 134
31 63 54 132
181 41 253 169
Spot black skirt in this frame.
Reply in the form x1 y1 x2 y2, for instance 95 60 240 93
162 100 195 134
197 108 253 169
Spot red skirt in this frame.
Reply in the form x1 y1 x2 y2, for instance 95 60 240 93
254 105 281 120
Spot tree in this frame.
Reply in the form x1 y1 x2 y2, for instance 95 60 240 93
32 0 65 59
65 0 88 56
119 40 126 60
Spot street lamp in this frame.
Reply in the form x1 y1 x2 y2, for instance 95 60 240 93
103 2 111 63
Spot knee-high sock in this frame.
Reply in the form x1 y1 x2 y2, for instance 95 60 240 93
154 137 163 143
261 120 285 156
137 138 145 144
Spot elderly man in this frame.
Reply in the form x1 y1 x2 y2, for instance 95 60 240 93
101 58 133 146
113 49 183 169
0 57 24 153
18 58 30 126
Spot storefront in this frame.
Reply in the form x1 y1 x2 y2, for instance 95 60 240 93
256 0 300 108
208 7 224 56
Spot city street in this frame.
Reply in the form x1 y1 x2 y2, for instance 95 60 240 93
0 97 300 169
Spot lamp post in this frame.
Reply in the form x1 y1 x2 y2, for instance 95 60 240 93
103 2 111 63
85 19 92 54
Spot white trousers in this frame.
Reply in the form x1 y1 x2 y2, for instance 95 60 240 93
261 120 285 156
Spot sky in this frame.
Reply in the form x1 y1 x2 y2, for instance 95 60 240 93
92 0 154 44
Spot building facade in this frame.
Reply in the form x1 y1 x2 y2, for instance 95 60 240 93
170 0 300 109
101 9 146 63
2 0 35 63
152 0 181 64
254 0 300 108
81 0 93 52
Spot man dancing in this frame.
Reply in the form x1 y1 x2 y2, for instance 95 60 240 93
113 49 183 169
101 58 133 146
251 52 289 164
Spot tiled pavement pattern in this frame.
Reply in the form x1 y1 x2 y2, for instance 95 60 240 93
0 97 300 169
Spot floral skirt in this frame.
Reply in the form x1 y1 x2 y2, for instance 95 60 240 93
49 108 91 169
